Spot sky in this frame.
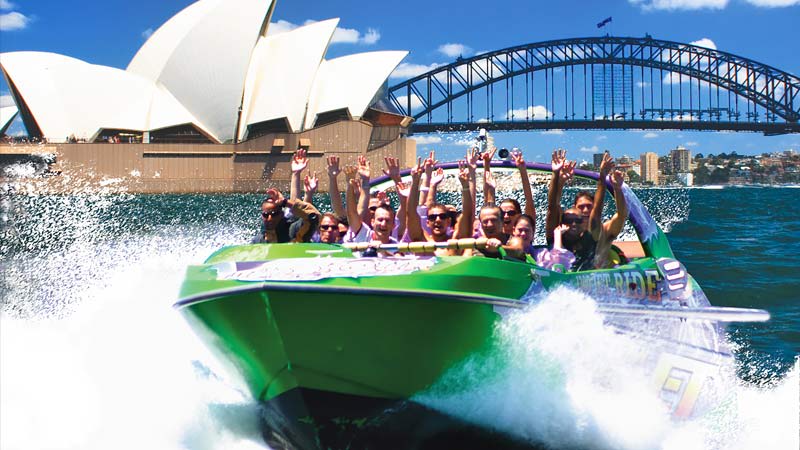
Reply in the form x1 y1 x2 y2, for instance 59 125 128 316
1 0 799 162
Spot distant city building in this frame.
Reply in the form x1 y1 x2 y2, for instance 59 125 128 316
593 153 605 168
641 152 659 184
631 160 641 176
617 154 633 165
676 172 694 186
670 146 691 173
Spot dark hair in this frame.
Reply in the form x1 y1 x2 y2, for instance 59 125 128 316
574 190 594 205
320 213 340 225
374 204 396 219
500 198 522 213
511 214 535 230
337 216 349 227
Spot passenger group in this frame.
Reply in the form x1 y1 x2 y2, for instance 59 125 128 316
253 146 629 272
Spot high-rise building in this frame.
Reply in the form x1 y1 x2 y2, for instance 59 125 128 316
593 153 605 168
641 152 659 184
670 146 691 173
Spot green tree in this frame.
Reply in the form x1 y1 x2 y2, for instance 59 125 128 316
627 170 641 183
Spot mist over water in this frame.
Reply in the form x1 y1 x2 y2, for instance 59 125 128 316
1 174 797 449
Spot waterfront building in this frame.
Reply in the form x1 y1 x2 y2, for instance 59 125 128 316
0 0 408 145
641 152 659 185
676 172 694 186
670 146 692 173
0 0 418 193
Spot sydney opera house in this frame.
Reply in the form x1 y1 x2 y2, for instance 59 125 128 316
0 0 416 192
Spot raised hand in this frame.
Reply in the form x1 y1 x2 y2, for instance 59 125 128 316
560 160 576 184
484 169 497 190
348 177 361 195
511 150 526 168
457 160 470 186
383 157 401 182
423 150 439 176
292 148 308 173
599 151 615 177
610 169 625 189
326 155 341 178
410 157 424 180
343 165 358 181
466 147 480 173
481 147 497 169
357 155 370 180
551 148 567 172
395 180 411 199
266 188 285 205
430 167 445 186
304 172 318 193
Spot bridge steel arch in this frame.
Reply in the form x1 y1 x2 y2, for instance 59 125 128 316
388 36 800 135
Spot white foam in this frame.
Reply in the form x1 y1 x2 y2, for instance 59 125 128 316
414 287 799 450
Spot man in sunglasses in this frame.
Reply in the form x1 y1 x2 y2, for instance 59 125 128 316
317 213 343 244
253 188 320 244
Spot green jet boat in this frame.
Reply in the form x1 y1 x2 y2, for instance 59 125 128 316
175 162 769 450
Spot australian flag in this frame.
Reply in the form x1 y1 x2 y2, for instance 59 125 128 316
597 16 612 28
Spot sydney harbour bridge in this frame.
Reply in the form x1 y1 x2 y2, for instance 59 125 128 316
388 36 800 135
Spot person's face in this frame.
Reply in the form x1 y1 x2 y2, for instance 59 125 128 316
368 198 381 221
512 219 534 247
575 196 593 219
371 208 395 242
500 202 519 234
319 216 341 244
261 202 283 230
427 207 452 238
562 208 586 235
479 209 502 239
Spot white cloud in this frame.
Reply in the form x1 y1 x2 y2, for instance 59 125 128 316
690 38 717 50
267 20 380 45
1 94 14 107
390 62 442 79
579 145 600 153
413 135 442 145
395 95 424 111
331 25 380 45
438 43 472 58
0 11 29 30
141 28 154 40
541 129 564 135
628 0 729 10
636 81 650 88
643 132 659 138
744 0 800 6
267 19 298 35
685 141 699 147
597 135 608 141
506 105 551 120
0 0 14 10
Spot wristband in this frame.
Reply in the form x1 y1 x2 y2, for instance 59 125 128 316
419 186 430 192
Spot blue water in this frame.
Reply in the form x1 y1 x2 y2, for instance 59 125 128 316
1 185 798 449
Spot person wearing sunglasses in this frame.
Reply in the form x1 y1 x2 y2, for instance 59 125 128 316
406 158 475 256
252 188 320 244
317 213 342 244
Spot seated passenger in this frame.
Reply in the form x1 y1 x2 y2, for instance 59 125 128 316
344 177 397 246
406 159 475 256
505 215 574 272
317 213 342 244
253 188 320 244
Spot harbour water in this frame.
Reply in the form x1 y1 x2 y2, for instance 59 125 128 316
1 183 798 449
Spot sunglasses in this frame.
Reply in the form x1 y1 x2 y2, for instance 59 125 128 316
319 225 338 231
262 210 281 218
562 215 583 225
369 206 378 212
427 213 450 221
501 210 518 217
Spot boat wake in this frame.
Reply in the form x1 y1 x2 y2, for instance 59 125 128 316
413 287 799 450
